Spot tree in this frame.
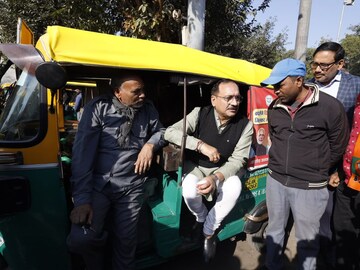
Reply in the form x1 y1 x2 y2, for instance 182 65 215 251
341 25 360 76
204 0 271 57
0 0 125 43
118 0 185 43
0 0 185 44
0 0 288 68
233 20 287 68
0 0 273 45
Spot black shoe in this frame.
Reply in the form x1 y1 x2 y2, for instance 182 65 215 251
190 222 204 243
203 236 217 263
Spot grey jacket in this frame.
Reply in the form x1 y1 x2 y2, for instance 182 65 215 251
70 95 166 207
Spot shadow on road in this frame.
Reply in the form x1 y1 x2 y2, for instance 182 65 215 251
255 244 297 270
149 239 241 270
148 231 299 270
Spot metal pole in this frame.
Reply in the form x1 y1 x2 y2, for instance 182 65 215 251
178 76 187 184
337 3 346 42
337 0 355 42
294 0 312 61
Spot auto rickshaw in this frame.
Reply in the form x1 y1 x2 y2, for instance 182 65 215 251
0 26 272 270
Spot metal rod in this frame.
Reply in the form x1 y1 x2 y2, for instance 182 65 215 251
337 3 346 42
178 76 188 183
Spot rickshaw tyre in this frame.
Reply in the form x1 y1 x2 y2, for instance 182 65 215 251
250 220 267 253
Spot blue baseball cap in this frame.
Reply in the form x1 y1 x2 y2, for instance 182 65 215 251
261 58 306 86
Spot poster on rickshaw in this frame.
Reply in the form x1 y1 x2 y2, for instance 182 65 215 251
247 86 277 171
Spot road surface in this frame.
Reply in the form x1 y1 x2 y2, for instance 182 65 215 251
149 228 297 270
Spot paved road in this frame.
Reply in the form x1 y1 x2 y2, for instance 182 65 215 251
149 229 297 270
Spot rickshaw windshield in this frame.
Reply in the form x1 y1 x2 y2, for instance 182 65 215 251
0 70 41 142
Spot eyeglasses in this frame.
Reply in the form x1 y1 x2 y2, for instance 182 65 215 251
310 61 338 71
214 95 243 103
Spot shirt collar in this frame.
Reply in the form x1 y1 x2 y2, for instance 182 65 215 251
315 71 342 88
213 109 229 129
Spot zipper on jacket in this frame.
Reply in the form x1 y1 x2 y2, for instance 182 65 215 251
285 122 294 175
284 109 295 176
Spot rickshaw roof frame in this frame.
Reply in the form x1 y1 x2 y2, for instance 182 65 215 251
36 26 270 86
66 81 97 88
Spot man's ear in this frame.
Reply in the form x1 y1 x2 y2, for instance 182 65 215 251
295 76 304 87
211 95 216 106
337 59 345 70
114 89 122 100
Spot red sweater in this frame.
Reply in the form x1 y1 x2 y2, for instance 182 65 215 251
343 94 360 184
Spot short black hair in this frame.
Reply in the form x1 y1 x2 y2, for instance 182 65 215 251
211 79 238 95
313 42 345 62
110 72 143 90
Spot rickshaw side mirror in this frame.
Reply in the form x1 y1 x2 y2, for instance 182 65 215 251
35 62 68 113
35 62 68 91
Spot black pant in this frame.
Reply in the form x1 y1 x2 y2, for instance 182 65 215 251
333 182 360 270
67 182 144 270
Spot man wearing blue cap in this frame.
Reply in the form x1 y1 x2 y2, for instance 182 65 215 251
261 58 349 270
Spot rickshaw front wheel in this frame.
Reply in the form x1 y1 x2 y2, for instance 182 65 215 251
250 220 267 253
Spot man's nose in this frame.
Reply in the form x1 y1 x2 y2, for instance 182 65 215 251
229 98 239 105
314 65 322 72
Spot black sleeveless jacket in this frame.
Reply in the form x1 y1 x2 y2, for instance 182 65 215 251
187 106 249 168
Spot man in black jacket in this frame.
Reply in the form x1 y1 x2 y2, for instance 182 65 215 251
261 58 349 270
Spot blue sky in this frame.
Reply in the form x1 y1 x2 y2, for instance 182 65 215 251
253 0 360 50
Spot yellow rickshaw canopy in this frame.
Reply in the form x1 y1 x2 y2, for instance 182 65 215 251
37 26 270 86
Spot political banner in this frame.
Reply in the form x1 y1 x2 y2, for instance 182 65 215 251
247 86 277 171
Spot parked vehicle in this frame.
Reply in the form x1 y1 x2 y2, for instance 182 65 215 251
0 26 271 270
